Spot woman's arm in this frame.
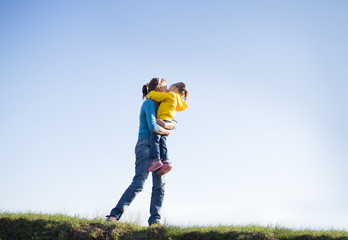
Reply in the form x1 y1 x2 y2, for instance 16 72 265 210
156 119 175 130
156 127 171 136
144 100 171 135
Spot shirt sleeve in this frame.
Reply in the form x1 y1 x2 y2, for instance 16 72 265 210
147 91 168 102
144 100 161 133
172 119 178 130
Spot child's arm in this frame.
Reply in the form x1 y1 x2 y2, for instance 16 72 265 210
175 93 188 112
175 101 188 112
147 91 168 102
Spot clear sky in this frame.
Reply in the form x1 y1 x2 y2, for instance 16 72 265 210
1 0 347 229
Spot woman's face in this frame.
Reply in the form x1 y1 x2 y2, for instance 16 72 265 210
156 80 168 92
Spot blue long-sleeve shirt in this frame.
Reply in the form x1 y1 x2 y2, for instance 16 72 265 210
138 99 162 140
138 99 178 140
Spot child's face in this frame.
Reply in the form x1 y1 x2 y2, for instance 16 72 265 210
168 85 177 92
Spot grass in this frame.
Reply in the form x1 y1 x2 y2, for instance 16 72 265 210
0 212 348 240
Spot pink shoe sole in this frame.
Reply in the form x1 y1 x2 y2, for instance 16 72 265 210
106 215 118 222
157 164 173 176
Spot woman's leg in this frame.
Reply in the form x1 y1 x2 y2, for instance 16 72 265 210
109 139 151 219
149 171 165 225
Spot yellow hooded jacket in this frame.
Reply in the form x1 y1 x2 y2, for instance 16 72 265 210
147 91 187 121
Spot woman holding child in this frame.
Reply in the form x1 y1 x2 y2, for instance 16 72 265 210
106 78 188 225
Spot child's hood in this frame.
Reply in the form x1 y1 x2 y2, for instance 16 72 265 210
175 93 188 112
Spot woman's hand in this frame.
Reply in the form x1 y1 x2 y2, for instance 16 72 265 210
157 119 175 130
156 127 171 136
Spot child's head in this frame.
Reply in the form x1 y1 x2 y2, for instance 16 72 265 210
169 82 189 101
142 78 160 99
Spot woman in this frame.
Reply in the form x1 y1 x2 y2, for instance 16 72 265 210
106 78 176 225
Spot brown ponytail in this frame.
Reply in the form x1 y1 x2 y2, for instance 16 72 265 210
142 84 149 100
142 78 160 100
174 82 190 101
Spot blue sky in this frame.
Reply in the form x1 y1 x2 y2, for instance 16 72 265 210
1 0 347 228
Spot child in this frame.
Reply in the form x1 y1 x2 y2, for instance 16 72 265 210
147 81 189 175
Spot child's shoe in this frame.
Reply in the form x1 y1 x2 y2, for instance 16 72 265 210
148 160 163 172
157 162 173 176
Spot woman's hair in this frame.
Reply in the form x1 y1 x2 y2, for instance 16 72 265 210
173 82 190 101
142 78 160 100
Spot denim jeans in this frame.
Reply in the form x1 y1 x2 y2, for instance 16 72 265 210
110 139 165 225
150 132 169 163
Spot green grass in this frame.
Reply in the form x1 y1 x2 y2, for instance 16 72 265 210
0 213 347 240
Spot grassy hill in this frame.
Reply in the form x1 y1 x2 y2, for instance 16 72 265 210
0 213 347 240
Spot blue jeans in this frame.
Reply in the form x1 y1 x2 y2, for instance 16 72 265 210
110 139 165 225
150 132 169 163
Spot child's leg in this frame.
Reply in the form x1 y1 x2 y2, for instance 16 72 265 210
159 135 169 163
148 132 163 172
150 132 161 161
157 133 173 176
159 120 171 163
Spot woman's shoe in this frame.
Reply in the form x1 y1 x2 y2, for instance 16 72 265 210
106 215 118 222
149 221 161 226
148 160 163 172
157 163 173 176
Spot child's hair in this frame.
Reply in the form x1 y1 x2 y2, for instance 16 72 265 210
142 78 160 100
173 82 190 101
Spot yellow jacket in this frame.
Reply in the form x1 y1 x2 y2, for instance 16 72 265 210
147 91 187 121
